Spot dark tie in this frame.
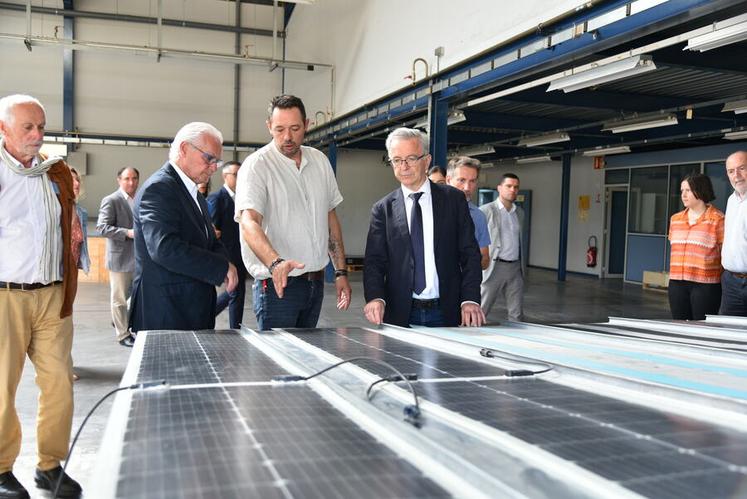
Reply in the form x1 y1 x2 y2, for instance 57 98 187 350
409 192 426 294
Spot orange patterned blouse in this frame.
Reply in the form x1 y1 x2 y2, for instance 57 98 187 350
668 205 724 284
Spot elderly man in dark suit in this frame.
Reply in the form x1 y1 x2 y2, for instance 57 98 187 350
129 122 238 332
207 160 248 328
363 127 485 328
97 166 139 346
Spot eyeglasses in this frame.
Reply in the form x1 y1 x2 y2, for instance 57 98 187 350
188 142 223 168
388 153 428 168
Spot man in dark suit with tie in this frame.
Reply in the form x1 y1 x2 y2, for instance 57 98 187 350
129 122 238 332
207 161 247 328
363 128 485 328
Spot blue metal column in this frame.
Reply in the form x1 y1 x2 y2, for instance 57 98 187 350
429 94 448 167
557 153 571 281
325 141 338 282
63 1 74 132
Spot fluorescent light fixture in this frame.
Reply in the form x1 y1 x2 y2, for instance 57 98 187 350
412 110 466 130
448 110 466 125
722 99 747 114
547 55 656 93
724 130 747 141
516 155 551 164
684 15 747 52
458 144 495 156
602 114 678 134
517 132 570 147
582 145 631 156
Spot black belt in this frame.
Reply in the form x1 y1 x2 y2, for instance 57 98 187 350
496 258 519 263
1 281 62 291
412 298 440 309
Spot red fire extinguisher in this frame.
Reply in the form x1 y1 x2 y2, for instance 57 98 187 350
586 236 598 268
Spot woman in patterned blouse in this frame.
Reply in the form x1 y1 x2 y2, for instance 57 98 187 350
668 174 724 320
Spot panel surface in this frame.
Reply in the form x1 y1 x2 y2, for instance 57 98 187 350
137 330 288 384
117 385 449 499
414 378 747 499
287 327 507 379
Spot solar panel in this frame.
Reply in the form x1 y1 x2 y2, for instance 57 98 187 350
285 327 507 379
116 385 449 499
409 377 747 499
137 330 288 384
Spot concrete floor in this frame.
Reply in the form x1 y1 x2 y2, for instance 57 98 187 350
12 268 670 497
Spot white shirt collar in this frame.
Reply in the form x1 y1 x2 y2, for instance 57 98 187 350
497 199 516 214
172 162 199 199
118 188 134 201
224 185 235 199
401 178 431 199
270 140 307 170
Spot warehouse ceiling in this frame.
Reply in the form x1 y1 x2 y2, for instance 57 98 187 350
312 1 747 164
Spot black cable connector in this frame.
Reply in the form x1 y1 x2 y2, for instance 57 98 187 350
480 348 554 376
403 404 422 428
272 374 305 382
52 380 168 499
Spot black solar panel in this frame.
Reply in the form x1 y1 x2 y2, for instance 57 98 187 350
412 378 747 499
286 327 507 379
137 330 288 384
117 385 449 499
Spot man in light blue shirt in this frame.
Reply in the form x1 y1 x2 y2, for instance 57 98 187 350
447 156 491 269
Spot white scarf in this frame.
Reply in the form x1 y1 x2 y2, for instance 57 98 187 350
0 137 64 282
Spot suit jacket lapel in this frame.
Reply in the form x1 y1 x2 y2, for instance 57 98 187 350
165 163 209 241
392 189 410 243
431 182 443 254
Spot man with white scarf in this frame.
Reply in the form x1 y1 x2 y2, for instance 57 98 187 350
0 95 82 498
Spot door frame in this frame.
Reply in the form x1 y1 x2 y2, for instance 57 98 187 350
602 184 629 278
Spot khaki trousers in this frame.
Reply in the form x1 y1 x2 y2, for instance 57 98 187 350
0 285 74 473
109 271 133 341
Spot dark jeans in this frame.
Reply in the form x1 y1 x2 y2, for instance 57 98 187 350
719 271 747 316
408 300 445 327
668 279 721 320
253 277 324 331
215 272 246 329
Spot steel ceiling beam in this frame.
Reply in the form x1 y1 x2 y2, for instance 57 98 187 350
0 1 279 37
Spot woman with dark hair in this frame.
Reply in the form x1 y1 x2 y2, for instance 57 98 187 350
69 166 89 381
668 173 724 320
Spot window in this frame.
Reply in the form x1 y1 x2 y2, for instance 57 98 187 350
628 166 668 234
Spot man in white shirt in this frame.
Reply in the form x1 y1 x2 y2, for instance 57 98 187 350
363 128 484 327
480 173 527 322
236 95 351 330
97 167 139 346
720 150 747 316
129 122 238 332
0 94 82 498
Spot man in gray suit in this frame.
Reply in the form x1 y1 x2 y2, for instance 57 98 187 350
97 167 139 346
480 173 527 322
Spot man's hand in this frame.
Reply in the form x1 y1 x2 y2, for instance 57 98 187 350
127 229 134 239
335 276 352 310
272 259 305 298
460 302 485 327
225 262 239 292
364 299 385 325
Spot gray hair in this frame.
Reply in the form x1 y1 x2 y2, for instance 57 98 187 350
168 122 223 164
385 127 429 156
0 94 45 124
447 155 481 176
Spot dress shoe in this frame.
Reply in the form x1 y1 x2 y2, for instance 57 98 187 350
119 334 135 347
0 471 29 499
34 466 81 499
